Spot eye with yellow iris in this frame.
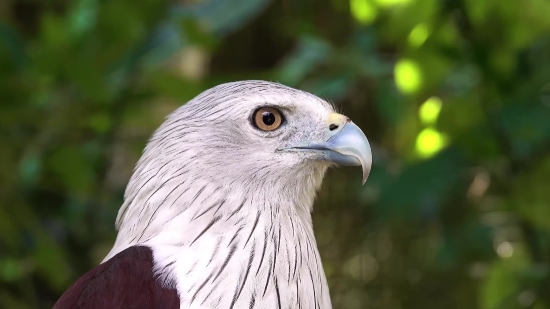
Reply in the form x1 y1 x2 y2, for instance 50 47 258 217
252 107 284 131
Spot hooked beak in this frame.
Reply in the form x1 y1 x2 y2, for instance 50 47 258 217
283 113 372 185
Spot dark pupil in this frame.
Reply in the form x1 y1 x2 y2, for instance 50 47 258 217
262 111 275 126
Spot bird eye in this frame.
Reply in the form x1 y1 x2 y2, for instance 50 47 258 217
252 107 284 131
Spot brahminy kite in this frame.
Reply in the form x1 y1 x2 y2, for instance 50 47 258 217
53 81 372 309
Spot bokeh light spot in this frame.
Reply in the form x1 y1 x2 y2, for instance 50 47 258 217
496 241 514 258
375 0 412 7
395 59 422 94
408 23 429 47
350 0 378 24
416 128 447 158
419 96 442 125
344 253 379 282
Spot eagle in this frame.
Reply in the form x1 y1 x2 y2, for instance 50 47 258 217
53 81 371 309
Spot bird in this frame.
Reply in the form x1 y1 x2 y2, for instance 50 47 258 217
53 80 372 309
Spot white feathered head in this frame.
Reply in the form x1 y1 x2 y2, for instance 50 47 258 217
105 81 371 309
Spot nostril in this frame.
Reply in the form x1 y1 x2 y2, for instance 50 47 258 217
329 124 339 131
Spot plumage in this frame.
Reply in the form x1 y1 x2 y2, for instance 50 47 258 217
54 81 371 309
53 246 179 309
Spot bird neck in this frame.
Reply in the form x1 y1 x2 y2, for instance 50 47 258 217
104 156 331 308
105 173 332 309
154 197 330 308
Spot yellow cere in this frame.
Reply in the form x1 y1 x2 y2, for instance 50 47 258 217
327 113 348 126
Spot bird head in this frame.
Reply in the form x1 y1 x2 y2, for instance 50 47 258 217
109 80 371 257
144 81 370 187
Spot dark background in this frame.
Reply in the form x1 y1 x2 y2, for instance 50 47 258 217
2 0 550 308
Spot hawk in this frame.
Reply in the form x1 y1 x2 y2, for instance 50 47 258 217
54 81 371 309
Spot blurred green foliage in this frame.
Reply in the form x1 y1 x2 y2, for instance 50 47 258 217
1 0 550 308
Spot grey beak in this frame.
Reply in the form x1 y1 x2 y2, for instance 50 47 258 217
290 121 372 185
309 122 372 184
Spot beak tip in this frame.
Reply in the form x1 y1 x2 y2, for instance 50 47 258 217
324 121 372 186
361 167 370 185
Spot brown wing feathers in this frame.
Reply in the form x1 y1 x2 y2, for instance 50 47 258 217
53 246 179 309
